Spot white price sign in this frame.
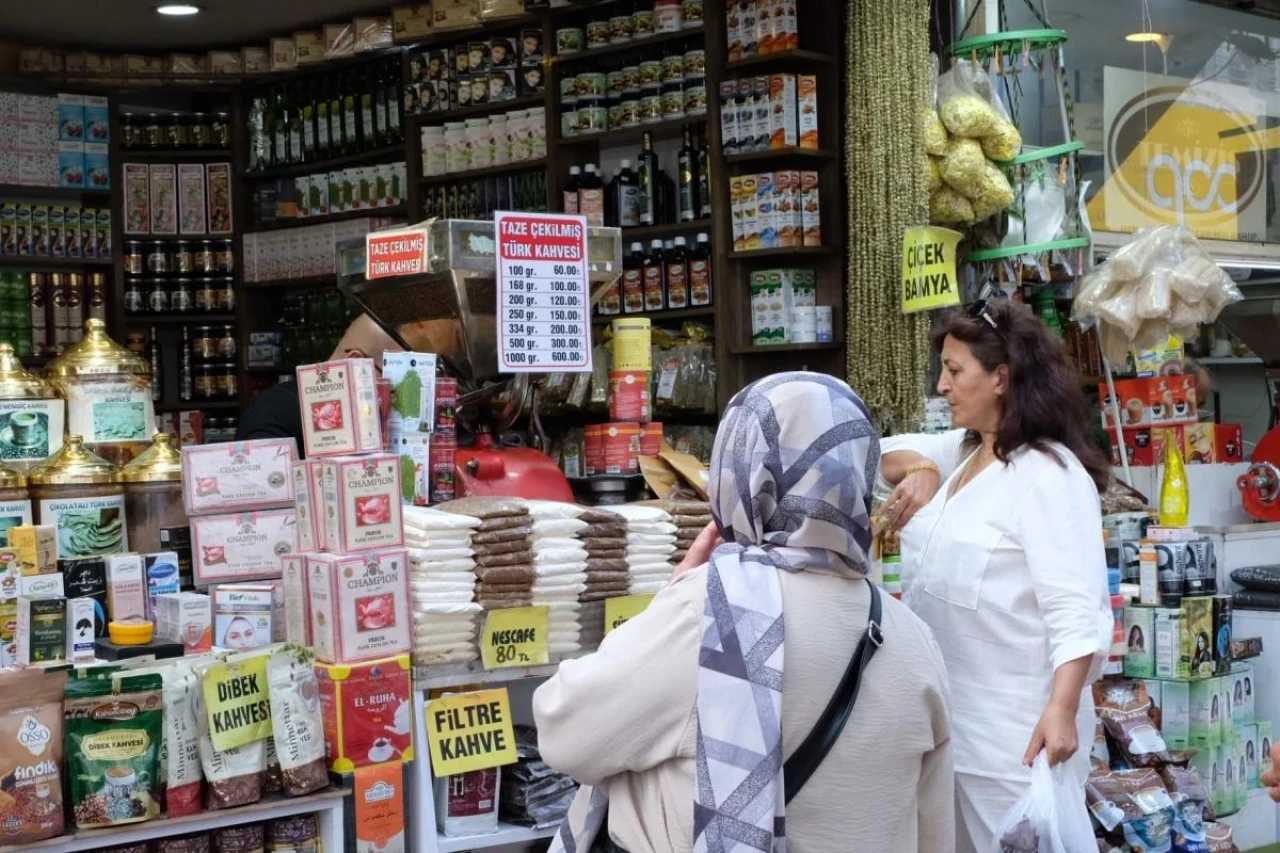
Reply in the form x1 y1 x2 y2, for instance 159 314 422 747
496 211 594 374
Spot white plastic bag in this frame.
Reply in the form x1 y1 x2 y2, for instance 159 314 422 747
992 753 1095 853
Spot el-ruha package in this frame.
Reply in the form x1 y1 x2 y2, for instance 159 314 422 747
0 669 67 845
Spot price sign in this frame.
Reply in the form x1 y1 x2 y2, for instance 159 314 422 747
604 594 656 636
901 225 962 314
424 688 518 776
480 605 549 669
496 211 593 373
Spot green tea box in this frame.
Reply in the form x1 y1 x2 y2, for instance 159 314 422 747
16 595 65 665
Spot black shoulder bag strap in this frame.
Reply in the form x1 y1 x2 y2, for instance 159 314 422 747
782 580 883 804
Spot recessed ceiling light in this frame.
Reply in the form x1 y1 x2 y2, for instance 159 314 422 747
156 4 201 15
1125 31 1167 43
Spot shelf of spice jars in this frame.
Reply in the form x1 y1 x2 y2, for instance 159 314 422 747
592 306 713 327
240 143 404 181
0 184 112 201
554 25 706 65
723 147 835 165
437 823 560 853
724 49 834 71
0 789 346 853
247 203 408 233
558 115 707 149
0 255 113 269
419 157 549 186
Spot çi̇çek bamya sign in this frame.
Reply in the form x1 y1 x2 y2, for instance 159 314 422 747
1089 66 1268 242
901 226 961 314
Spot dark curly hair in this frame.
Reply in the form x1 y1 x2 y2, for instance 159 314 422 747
933 299 1110 494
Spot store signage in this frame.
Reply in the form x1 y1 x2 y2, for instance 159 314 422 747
495 211 594 374
480 605 549 669
604 594 656 635
366 227 428 279
901 226 961 314
1089 67 1267 242
424 688 518 776
202 654 271 751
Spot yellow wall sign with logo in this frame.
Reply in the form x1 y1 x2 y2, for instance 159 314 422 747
202 655 271 751
605 594 656 635
901 226 962 314
481 605 549 669
424 688 518 776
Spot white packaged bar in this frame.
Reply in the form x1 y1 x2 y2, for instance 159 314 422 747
191 508 298 584
320 454 403 553
292 459 324 552
309 547 411 664
181 438 297 516
295 358 383 457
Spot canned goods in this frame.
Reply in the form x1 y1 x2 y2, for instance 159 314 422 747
640 89 663 124
147 280 169 313
215 240 234 273
192 326 217 361
639 60 662 87
124 241 144 275
561 109 578 138
194 241 215 274
607 100 624 130
215 279 235 312
662 54 684 83
609 14 634 42
622 65 641 93
559 75 578 104
195 364 215 399
586 20 610 49
217 326 236 359
632 8 655 37
683 79 707 115
194 281 216 313
146 241 170 274
577 100 608 134
576 72 607 98
682 0 704 27
621 97 641 127
174 240 194 273
606 70 625 98
144 114 162 148
684 49 706 77
218 363 238 398
661 84 685 119
171 278 193 312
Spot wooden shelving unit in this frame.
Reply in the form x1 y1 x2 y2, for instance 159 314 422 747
724 48 834 71
419 159 547 186
247 203 408 232
592 306 715 327
239 143 403 180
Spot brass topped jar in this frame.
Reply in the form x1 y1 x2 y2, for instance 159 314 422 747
29 435 126 559
45 319 155 467
121 432 187 558
0 342 66 471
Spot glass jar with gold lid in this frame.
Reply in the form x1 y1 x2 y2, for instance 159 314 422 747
29 435 126 559
121 432 188 557
0 343 66 472
45 319 155 468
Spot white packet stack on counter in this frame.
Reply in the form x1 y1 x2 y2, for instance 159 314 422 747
404 505 484 667
532 518 588 538
524 500 588 521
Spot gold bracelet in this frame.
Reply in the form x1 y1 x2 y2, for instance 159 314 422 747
905 461 941 479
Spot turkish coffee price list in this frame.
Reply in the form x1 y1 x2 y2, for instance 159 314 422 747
496 211 594 374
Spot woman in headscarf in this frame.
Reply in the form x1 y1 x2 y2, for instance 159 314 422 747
534 373 955 853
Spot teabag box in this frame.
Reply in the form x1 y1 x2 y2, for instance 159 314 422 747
281 554 314 645
16 595 65 665
180 438 297 515
292 460 324 552
315 653 414 772
105 553 146 623
319 454 404 553
190 508 298 584
309 548 410 664
296 358 384 457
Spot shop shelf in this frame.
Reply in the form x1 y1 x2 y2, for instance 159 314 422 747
419 157 548 186
395 12 541 52
724 147 835 164
619 218 713 241
123 314 237 324
592 306 713 326
247 203 408 233
407 93 545 125
554 26 706 65
436 823 559 853
414 656 589 689
243 274 336 290
157 400 240 411
117 148 233 161
120 232 234 242
241 143 404 180
0 184 112 201
728 246 832 260
558 115 708 149
725 49 834 71
1199 356 1263 366
245 364 290 374
6 789 345 853
730 341 842 355
0 255 113 268
947 28 1067 59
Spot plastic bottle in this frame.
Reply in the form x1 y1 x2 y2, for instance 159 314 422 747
622 242 646 314
643 239 666 312
1159 436 1189 528
578 163 605 227
665 236 689 309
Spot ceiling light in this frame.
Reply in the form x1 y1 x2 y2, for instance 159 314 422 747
1125 31 1167 43
156 4 201 15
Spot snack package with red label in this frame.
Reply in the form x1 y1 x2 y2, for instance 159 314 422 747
315 654 414 772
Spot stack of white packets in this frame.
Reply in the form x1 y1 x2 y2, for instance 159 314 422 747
403 505 483 665
611 505 678 595
524 500 589 656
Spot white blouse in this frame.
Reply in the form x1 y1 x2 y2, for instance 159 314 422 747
882 429 1114 783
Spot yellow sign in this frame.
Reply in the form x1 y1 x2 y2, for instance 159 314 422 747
480 606 549 670
424 688 518 776
604 594 655 635
901 226 961 314
202 655 271 751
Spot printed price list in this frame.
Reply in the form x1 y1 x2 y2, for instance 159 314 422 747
496 211 594 373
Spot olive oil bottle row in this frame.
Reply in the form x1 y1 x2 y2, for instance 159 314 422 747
564 128 711 227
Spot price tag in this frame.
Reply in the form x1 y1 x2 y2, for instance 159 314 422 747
495 211 594 373
424 688 518 776
480 605 549 669
202 655 271 751
605 594 656 635
901 225 962 314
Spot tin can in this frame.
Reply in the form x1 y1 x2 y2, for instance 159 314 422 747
606 70 626 98
602 422 641 474
555 28 585 55
611 318 652 371
639 60 662 87
640 89 662 124
559 75 578 103
662 54 684 83
576 72 607 99
577 99 608 134
632 7 655 37
683 79 707 115
683 49 706 77
561 109 578 138
124 240 145 275
609 14 634 43
608 371 650 422
607 99 624 130
620 98 641 127
682 0 704 27
621 65 642 93
661 84 685 120
586 20 610 49
583 425 604 476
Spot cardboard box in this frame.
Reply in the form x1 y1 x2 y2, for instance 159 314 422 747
293 459 324 552
144 551 181 619
800 170 821 247
741 174 759 250
8 525 56 576
432 0 481 31
757 172 777 249
1123 606 1156 678
319 455 403 553
796 74 818 149
309 548 410 665
281 554 312 645
1161 679 1191 750
181 438 298 515
1232 664 1255 724
1109 425 1184 468
768 74 797 149
57 94 84 142
344 762 407 853
355 17 394 52
211 583 274 650
271 37 298 72
324 23 356 59
65 596 95 663
154 591 212 653
1184 423 1245 464
295 31 325 65
207 51 242 74
190 508 298 584
1259 720 1273 779
62 557 106 637
393 4 433 41
1191 676 1222 748
18 572 62 599
105 553 146 623
1154 606 1181 678
241 46 271 74
16 596 65 665
296 359 384 458
1182 596 1214 680
315 654 414 771
1213 595 1233 677
1099 375 1199 429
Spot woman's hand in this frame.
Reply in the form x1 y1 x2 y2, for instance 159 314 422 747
671 522 722 582
1023 701 1079 767
883 468 942 531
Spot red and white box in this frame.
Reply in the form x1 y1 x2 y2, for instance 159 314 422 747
191 508 298 584
181 438 297 516
292 459 324 552
296 358 384 457
319 454 404 553
281 553 314 645
1184 423 1245 465
309 547 410 664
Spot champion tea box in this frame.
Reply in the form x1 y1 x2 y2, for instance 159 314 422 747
320 454 403 553
309 547 410 664
191 508 297 584
181 437 297 515
296 358 383 457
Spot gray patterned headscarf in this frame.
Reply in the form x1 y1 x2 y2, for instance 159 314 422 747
550 373 877 853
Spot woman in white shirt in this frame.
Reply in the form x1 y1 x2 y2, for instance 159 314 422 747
880 299 1114 853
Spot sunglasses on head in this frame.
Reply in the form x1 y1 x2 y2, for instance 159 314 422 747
965 299 1007 341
